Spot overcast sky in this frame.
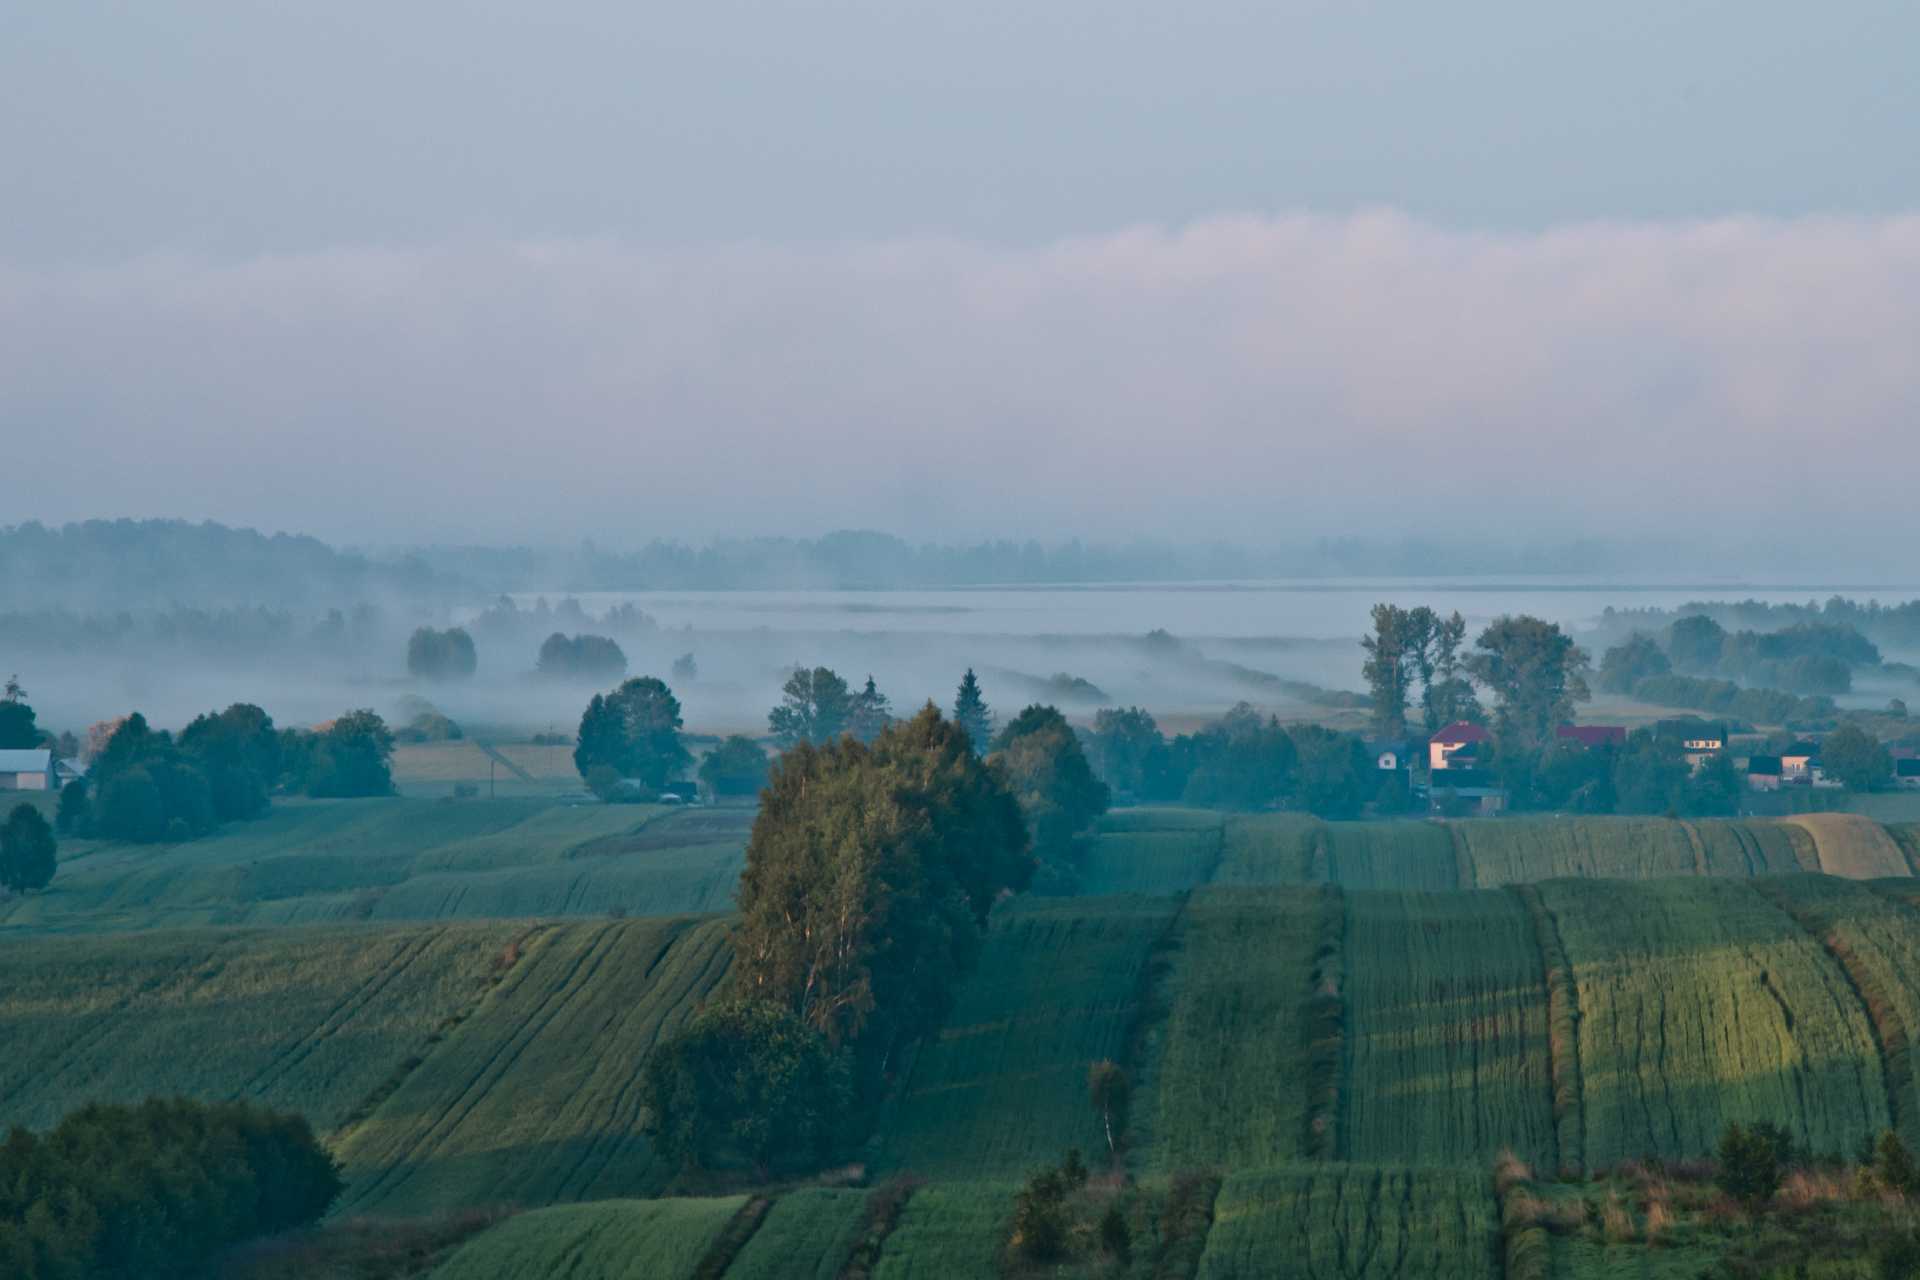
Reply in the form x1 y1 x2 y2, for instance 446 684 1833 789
5 2 1918 554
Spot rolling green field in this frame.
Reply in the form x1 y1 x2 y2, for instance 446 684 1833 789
0 797 751 932
15 798 1920 1277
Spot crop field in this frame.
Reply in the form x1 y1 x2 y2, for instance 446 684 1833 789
0 920 521 1132
0 798 752 932
430 1196 746 1280
722 1188 870 1280
1784 813 1916 879
1540 877 1889 1168
1751 875 1920 1148
869 1182 1012 1280
1322 822 1463 891
1195 1166 1499 1280
337 916 733 1215
1340 890 1556 1167
1069 814 1225 896
1134 886 1326 1171
876 896 1177 1177
1209 813 1316 886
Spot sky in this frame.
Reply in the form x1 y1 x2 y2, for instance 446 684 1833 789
4 1 1919 556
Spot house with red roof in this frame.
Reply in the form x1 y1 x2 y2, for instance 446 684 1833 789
1428 721 1490 771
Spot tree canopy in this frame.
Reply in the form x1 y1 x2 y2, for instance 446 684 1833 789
991 705 1110 885
536 632 628 681
733 704 1031 1063
573 677 691 789
0 803 55 894
952 668 993 753
767 666 854 749
1466 615 1591 751
405 626 477 680
697 735 772 798
0 675 39 749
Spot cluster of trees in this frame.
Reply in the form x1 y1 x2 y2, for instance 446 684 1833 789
405 626 477 680
1603 595 1920 655
696 736 771 799
59 706 395 843
536 632 627 681
767 668 894 748
1464 723 1747 816
1358 605 1484 739
1602 615 1880 701
991 706 1110 887
641 707 1034 1176
1088 703 1380 817
573 677 692 799
0 1097 342 1280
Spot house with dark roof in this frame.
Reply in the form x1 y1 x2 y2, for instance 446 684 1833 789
1366 739 1413 773
1781 741 1820 782
1428 721 1490 771
1426 766 1506 815
1896 758 1920 791
1746 755 1784 791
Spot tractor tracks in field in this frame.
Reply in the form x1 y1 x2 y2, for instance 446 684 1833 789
1512 885 1585 1175
1753 879 1915 1148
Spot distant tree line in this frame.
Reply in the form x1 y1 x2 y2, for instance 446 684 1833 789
1602 594 1920 653
0 1097 341 1280
1089 703 1384 818
58 706 395 844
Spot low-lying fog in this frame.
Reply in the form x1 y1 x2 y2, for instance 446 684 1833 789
15 579 1919 743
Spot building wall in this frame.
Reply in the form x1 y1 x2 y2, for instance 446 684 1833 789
0 771 50 791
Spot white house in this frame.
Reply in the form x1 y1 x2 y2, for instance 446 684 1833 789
0 749 54 791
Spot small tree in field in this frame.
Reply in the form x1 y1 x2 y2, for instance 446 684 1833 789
1717 1121 1785 1207
0 802 57 893
1088 1060 1131 1157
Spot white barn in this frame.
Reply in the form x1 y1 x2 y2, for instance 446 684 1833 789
0 749 54 791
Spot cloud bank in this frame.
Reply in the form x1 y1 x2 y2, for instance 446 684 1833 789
4 212 1918 555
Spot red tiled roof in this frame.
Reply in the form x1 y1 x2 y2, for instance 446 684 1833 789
1556 725 1627 748
1429 721 1490 745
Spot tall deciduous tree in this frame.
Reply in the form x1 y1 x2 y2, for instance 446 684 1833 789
768 666 854 749
405 627 477 680
733 705 1030 1064
1597 632 1671 694
1361 604 1415 738
952 668 993 753
1820 723 1891 791
303 709 396 797
1089 707 1167 798
1424 610 1482 730
1466 615 1591 751
992 705 1110 882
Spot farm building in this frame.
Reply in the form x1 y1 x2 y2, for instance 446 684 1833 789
1555 724 1626 750
0 748 54 791
1427 721 1490 771
1897 758 1920 790
1656 719 1727 771
1366 739 1412 772
1427 767 1506 816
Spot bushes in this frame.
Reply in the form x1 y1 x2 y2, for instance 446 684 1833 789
0 803 55 893
1718 1121 1791 1205
0 1097 341 1280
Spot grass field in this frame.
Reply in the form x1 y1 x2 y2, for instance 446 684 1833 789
336 916 732 1215
1133 886 1326 1172
1196 1166 1499 1280
1541 877 1890 1168
0 797 751 932
876 895 1177 1177
1340 890 1557 1167
429 1196 745 1279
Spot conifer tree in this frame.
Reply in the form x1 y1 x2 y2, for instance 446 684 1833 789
953 668 992 753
